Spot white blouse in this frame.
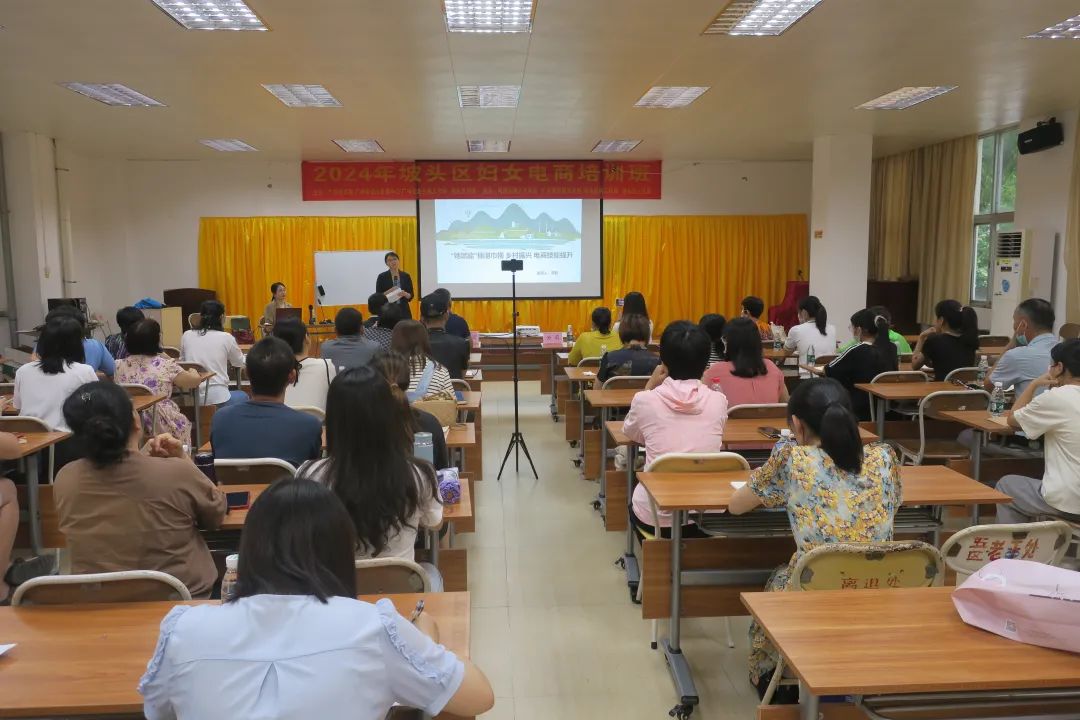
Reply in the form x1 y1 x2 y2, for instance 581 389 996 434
784 321 837 378
139 595 464 720
180 330 245 405
284 357 337 412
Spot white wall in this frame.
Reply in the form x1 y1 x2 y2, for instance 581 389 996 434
58 151 812 319
1013 109 1077 331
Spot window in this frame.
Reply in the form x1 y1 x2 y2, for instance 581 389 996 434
971 128 1018 306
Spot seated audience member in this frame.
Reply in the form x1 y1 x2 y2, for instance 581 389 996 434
0 431 56 602
986 297 1058 396
273 318 336 412
995 339 1080 524
392 320 456 400
38 305 116 378
614 291 654 342
180 300 247 408
741 295 772 341
433 288 471 340
371 350 449 470
784 296 836 377
260 281 291 330
320 307 380 372
366 303 404 351
729 378 900 697
104 306 145 360
298 366 442 560
598 313 660 382
138 479 494 720
568 307 621 365
365 292 388 329
54 382 226 599
421 294 471 380
698 313 726 365
912 300 979 381
624 321 728 536
211 337 322 468
116 319 204 445
838 305 912 355
14 316 98 431
703 317 788 406
824 309 899 421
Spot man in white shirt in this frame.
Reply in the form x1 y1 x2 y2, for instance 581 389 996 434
996 338 1080 524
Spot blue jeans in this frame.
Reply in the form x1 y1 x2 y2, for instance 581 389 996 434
218 391 249 409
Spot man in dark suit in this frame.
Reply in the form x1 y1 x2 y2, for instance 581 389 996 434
421 293 470 380
374 251 414 319
433 287 471 340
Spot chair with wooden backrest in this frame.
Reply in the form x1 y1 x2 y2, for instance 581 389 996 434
894 390 990 466
12 570 191 606
0 416 56 481
120 383 160 434
292 405 326 423
162 346 181 359
940 521 1073 584
600 375 650 390
639 452 752 650
869 370 930 421
727 403 787 419
979 335 1010 349
812 354 836 367
944 367 981 384
213 458 296 485
354 558 441 594
576 356 601 368
1060 323 1080 341
762 541 945 704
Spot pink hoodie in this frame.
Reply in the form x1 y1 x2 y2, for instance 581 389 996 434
623 378 728 527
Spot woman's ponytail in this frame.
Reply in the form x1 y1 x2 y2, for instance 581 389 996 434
872 314 898 370
959 305 980 350
788 378 863 474
798 296 829 337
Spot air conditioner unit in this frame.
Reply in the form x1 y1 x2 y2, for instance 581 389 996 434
989 229 1057 336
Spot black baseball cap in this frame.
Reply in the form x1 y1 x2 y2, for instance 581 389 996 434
420 294 449 318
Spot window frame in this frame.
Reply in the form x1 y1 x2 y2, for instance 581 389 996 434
971 128 1017 308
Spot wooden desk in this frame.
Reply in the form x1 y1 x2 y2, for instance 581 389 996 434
463 368 483 392
940 409 1016 520
457 391 481 414
1 430 71 555
762 347 791 362
855 381 955 438
640 465 1010 715
446 423 475 448
584 388 642 514
131 394 167 414
721 418 878 448
469 352 482 365
0 592 470 719
741 587 1080 718
179 371 216 452
562 366 596 462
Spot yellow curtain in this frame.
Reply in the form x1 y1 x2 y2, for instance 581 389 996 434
199 214 808 333
868 135 978 322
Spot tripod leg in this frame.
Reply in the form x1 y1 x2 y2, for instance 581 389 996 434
517 432 539 479
497 434 517 481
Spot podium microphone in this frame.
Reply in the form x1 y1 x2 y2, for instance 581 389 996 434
308 304 316 325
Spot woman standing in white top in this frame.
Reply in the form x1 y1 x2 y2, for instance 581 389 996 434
180 300 247 408
138 479 494 720
272 318 336 412
298 365 442 561
14 316 98 431
784 296 837 378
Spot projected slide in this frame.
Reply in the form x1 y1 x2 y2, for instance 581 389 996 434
434 199 582 284
418 197 602 299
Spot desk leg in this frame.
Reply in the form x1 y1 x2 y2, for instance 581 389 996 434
971 430 983 525
876 397 887 439
26 453 42 555
599 406 608 514
798 683 819 720
429 528 440 568
623 443 640 589
192 385 203 452
661 509 698 715
578 382 586 461
549 352 557 419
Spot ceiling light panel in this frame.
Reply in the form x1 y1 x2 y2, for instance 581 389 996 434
467 140 511 152
704 0 823 36
1027 15 1080 39
634 86 709 108
59 83 166 107
592 140 641 153
458 85 521 108
201 139 258 152
333 139 385 153
856 86 956 110
149 0 267 31
444 0 534 33
262 84 341 108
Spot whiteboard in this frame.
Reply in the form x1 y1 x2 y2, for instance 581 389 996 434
314 250 391 307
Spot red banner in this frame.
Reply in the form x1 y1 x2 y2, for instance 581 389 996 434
301 160 661 201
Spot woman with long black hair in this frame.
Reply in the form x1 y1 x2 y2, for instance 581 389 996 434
823 309 899 421
784 295 836 377
180 300 247 407
729 378 901 698
912 299 980 381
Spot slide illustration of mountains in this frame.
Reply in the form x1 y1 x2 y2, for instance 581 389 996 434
438 203 580 243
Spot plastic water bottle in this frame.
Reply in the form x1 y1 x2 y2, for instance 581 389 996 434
221 554 239 602
990 382 1006 417
806 347 816 367
414 432 434 464
566 324 574 343
976 355 989 384
772 335 782 351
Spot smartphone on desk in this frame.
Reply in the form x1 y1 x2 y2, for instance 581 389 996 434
226 491 251 512
758 426 783 440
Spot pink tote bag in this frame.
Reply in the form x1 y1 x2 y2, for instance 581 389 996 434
952 559 1080 654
